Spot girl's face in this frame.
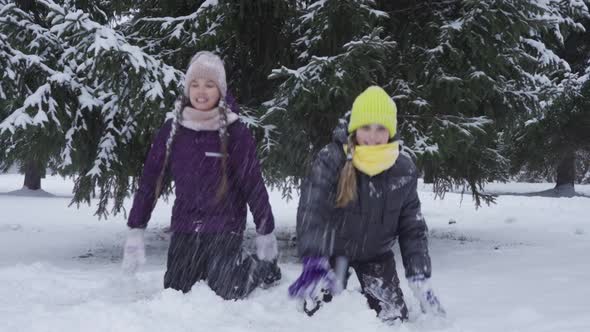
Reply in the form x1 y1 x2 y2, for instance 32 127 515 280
355 124 390 146
188 78 221 111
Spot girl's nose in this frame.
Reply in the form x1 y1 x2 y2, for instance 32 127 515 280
368 133 377 145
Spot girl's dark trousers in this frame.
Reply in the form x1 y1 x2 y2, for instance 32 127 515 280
334 251 409 322
164 232 261 300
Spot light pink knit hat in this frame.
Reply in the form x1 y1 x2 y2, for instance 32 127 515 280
184 51 227 98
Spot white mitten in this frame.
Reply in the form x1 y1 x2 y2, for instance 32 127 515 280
255 232 278 261
122 228 146 274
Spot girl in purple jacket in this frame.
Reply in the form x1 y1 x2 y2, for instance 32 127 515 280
121 51 281 299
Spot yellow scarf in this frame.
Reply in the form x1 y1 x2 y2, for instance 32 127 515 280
344 142 399 176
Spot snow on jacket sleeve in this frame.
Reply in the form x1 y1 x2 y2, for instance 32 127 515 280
127 120 172 229
296 143 344 258
229 123 275 235
397 174 432 278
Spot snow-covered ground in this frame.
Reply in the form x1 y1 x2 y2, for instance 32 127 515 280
1 174 589 332
419 180 590 196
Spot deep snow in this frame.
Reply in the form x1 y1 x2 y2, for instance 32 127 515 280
1 174 589 332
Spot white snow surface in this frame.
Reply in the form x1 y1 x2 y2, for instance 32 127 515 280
1 174 589 332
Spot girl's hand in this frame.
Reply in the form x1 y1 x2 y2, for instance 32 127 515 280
121 228 146 274
255 232 279 261
408 275 446 317
288 257 337 316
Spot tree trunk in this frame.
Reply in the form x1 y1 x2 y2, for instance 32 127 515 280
556 151 575 187
423 167 434 184
422 158 435 184
555 150 576 197
23 161 42 190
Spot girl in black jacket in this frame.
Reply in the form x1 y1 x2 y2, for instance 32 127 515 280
288 86 445 323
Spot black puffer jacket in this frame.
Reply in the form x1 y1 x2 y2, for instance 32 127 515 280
296 123 432 278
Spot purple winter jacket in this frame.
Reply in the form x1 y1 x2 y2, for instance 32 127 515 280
127 104 274 235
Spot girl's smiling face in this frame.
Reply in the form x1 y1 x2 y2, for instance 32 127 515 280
355 124 390 145
188 78 221 111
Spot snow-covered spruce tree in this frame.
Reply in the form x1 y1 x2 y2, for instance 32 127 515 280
214 0 296 106
372 0 586 205
506 0 590 195
370 1 504 205
0 0 68 190
265 0 394 197
128 0 295 149
126 0 220 70
0 0 182 216
509 70 590 196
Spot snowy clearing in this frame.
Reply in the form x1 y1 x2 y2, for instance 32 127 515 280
1 174 589 332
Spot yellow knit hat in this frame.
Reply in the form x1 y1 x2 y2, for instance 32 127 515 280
348 86 397 138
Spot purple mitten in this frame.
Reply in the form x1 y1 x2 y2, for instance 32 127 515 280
288 257 335 299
